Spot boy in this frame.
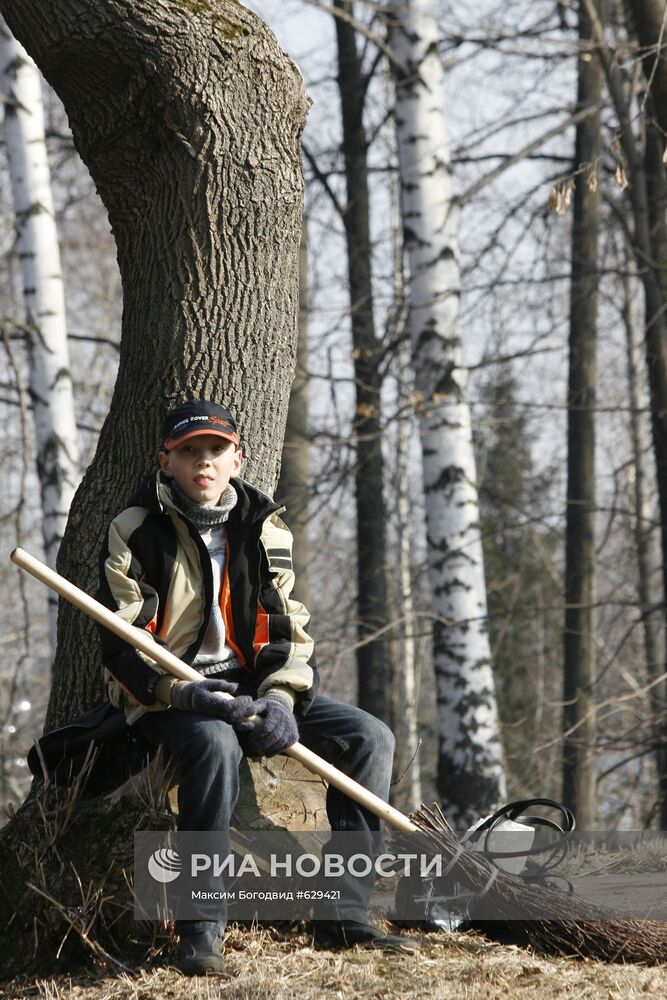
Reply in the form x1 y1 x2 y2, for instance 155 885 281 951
98 399 409 975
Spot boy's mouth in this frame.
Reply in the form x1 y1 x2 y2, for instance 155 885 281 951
194 475 214 486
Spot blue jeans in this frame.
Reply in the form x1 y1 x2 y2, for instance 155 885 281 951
136 693 395 936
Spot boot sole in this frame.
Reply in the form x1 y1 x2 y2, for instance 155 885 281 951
313 928 417 954
178 957 226 975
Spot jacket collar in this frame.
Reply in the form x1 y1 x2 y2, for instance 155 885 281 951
129 470 283 525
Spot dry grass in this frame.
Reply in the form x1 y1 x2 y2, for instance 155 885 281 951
3 924 667 1000
560 837 667 877
5 773 667 995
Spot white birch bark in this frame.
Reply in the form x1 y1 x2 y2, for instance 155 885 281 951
0 19 80 647
389 0 506 822
395 337 423 810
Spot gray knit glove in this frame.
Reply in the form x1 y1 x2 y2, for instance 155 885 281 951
238 691 300 758
171 678 256 729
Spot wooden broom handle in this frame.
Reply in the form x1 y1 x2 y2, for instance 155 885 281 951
11 547 417 834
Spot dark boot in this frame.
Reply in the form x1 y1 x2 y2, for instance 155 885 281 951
177 928 225 975
313 919 417 953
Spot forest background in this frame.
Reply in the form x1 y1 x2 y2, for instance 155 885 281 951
0 0 665 837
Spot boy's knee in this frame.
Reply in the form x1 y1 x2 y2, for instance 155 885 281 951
365 715 395 756
351 711 395 760
187 718 243 766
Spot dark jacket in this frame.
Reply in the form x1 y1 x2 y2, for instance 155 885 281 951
97 472 318 724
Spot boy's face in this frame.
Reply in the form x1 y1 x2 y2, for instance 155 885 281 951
159 434 243 505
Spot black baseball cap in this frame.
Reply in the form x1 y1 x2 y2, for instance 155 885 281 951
162 400 239 449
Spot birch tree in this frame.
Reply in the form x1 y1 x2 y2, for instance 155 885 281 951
392 335 423 810
0 19 80 648
388 0 506 822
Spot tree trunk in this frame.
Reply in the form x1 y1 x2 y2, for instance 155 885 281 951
334 0 390 723
0 19 80 650
384 94 422 810
625 0 667 138
642 113 667 828
275 218 311 609
0 0 312 974
561 0 602 831
393 336 423 810
389 0 506 824
583 0 667 827
0 749 329 975
620 250 667 826
0 0 310 729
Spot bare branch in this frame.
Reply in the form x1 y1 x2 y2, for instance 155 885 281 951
460 103 601 205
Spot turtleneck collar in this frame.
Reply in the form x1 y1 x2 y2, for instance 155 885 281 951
166 477 238 532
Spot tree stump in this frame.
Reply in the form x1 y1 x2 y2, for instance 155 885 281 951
235 756 329 831
173 754 330 870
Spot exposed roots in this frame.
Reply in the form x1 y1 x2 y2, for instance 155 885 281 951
0 749 176 978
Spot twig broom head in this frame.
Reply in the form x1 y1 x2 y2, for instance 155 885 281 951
411 804 667 964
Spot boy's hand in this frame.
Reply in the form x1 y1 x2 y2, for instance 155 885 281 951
171 678 256 729
238 691 299 758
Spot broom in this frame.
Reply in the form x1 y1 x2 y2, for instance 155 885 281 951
412 803 667 962
11 547 667 963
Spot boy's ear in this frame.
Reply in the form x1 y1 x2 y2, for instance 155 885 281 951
231 446 243 477
159 450 172 475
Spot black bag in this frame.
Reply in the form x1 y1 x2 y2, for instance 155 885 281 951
27 701 155 796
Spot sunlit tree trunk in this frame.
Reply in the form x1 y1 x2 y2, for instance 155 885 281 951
389 0 506 823
393 336 422 810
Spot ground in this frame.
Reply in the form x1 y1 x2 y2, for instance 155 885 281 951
3 924 667 1000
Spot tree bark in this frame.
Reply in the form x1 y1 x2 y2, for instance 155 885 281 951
626 0 667 137
0 0 310 728
385 100 422 810
641 113 667 828
0 0 313 974
275 218 311 609
620 249 667 826
389 0 506 823
0 19 80 650
334 0 390 723
562 0 602 831
583 0 667 827
393 335 422 810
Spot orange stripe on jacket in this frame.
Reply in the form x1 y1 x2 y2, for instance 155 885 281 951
253 609 269 661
